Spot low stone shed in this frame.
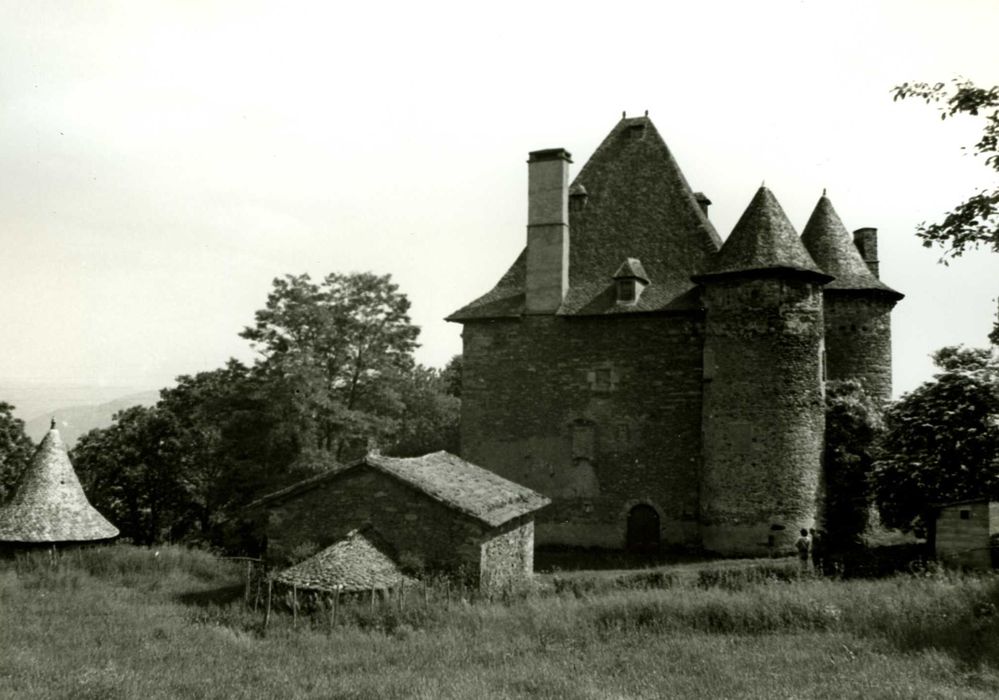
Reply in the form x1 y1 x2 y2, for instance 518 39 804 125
247 451 550 590
934 498 999 570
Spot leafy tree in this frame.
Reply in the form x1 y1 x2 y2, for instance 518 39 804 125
240 272 420 461
893 79 999 344
873 345 999 535
156 360 297 539
0 402 34 503
69 270 458 548
440 354 463 399
822 381 882 550
72 406 186 544
384 364 460 457
892 79 999 258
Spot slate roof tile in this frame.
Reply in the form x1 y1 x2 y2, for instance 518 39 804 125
247 451 550 528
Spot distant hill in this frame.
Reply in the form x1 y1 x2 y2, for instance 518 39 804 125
24 390 162 448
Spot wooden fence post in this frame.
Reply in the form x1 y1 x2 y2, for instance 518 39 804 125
370 585 376 614
244 561 252 607
263 577 273 634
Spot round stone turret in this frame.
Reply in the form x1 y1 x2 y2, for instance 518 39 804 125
801 194 904 404
694 187 832 556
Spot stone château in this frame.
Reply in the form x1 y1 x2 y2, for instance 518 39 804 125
447 115 903 556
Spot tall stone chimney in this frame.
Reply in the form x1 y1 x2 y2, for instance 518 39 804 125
526 148 572 313
853 227 879 278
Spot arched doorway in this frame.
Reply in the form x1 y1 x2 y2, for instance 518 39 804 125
626 504 660 551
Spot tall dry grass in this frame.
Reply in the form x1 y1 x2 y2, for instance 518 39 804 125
1 544 998 699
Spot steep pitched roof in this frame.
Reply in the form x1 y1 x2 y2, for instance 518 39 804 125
248 451 550 528
448 116 720 320
800 195 903 299
695 186 831 283
0 428 118 543
275 528 418 593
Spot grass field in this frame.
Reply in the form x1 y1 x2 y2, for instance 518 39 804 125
2 545 998 699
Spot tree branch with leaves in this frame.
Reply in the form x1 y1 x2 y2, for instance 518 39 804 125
892 79 999 258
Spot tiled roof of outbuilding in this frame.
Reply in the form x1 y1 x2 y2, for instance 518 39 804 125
696 187 831 283
447 116 720 320
275 528 418 593
0 428 118 543
801 195 903 299
247 451 550 528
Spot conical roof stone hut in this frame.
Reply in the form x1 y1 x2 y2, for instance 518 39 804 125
0 426 118 543
275 529 418 593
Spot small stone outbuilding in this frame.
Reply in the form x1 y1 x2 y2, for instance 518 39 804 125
934 498 999 570
248 451 550 590
0 425 118 550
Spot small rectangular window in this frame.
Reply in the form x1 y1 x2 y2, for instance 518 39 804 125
572 423 595 460
617 279 636 302
960 509 971 520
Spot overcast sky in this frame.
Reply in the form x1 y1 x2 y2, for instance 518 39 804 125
1 0 996 402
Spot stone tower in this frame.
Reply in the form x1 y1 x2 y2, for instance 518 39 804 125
695 187 833 556
800 194 904 404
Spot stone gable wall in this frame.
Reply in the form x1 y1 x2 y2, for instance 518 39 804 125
460 313 705 549
263 467 485 573
700 277 825 556
479 517 535 591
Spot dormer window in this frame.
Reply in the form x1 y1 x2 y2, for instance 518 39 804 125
569 183 589 212
612 258 650 306
627 123 645 140
617 279 636 302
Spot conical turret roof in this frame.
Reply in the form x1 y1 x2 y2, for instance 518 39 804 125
695 186 831 283
0 427 118 542
801 194 903 299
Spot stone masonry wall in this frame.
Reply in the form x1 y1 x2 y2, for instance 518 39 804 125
823 293 895 404
263 467 486 575
700 277 825 556
479 516 535 591
461 313 704 549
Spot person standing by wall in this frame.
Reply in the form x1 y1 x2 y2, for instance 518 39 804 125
795 529 811 573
